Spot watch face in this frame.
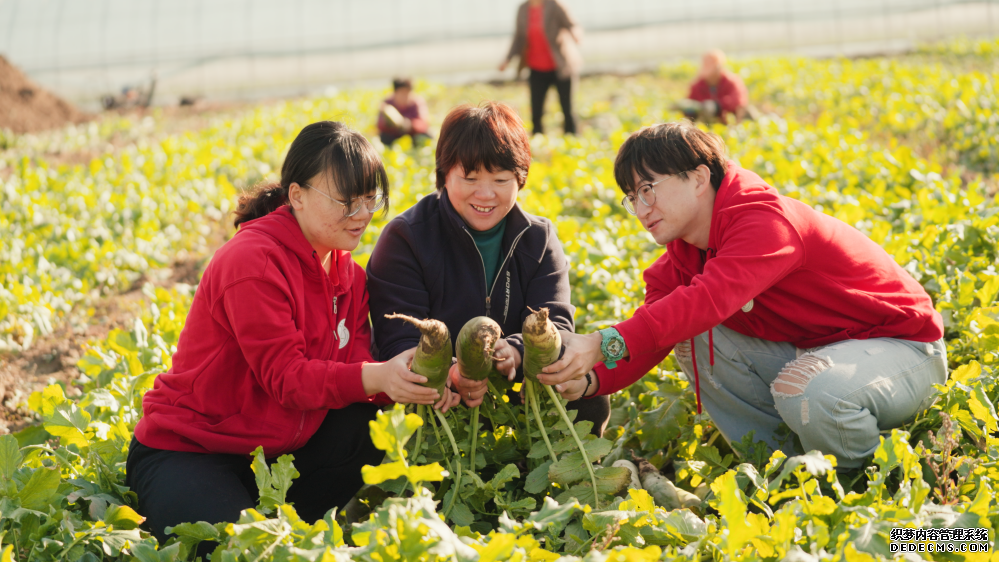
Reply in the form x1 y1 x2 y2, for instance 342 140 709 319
606 336 624 358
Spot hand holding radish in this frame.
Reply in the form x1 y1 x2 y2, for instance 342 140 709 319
449 362 488 407
537 330 603 386
553 373 590 401
434 384 462 413
361 348 442 404
491 338 521 381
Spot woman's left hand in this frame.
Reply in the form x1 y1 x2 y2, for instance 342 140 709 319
450 363 489 407
434 384 462 413
492 339 522 381
536 331 603 386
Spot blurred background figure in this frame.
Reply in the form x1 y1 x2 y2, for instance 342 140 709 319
101 73 157 111
377 77 431 147
674 50 752 124
499 0 582 135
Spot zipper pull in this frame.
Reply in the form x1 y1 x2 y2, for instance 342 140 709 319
485 296 491 317
333 295 338 315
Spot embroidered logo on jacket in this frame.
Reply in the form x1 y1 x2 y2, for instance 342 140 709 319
337 319 350 349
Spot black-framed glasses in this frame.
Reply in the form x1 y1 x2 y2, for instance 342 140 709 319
305 183 387 218
621 177 668 215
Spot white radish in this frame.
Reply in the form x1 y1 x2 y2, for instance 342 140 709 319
612 460 642 490
635 456 700 510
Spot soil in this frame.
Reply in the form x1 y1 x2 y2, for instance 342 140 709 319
0 55 91 134
0 253 219 435
0 77 247 435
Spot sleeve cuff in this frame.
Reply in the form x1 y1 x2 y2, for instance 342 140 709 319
335 362 372 406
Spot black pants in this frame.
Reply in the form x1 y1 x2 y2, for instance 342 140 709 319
568 394 611 436
528 69 576 135
125 403 383 553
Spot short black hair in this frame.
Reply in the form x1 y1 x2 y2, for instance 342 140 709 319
435 102 531 190
392 77 413 91
614 121 728 193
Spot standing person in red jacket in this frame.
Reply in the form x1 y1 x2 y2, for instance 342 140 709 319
500 0 582 135
127 121 458 552
675 50 750 124
377 77 432 147
539 122 947 470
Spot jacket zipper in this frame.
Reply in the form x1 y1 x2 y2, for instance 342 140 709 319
462 224 531 317
295 251 332 449
316 250 338 345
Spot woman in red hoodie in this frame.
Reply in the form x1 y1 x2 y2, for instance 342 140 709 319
539 122 947 470
127 121 458 550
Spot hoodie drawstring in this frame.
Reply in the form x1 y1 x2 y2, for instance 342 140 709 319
689 247 717 415
688 329 714 415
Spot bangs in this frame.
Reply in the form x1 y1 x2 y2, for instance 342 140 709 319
453 119 524 179
614 133 686 193
613 122 728 193
436 102 531 189
324 130 390 204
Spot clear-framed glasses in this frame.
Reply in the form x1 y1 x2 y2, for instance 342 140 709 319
621 176 668 215
305 183 387 218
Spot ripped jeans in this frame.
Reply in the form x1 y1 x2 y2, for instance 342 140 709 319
673 325 948 469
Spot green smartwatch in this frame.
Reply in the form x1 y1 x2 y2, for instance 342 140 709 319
598 327 627 369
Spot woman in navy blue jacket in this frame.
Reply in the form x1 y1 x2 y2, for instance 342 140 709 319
367 102 610 434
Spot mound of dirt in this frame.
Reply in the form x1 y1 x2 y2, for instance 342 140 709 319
0 55 89 134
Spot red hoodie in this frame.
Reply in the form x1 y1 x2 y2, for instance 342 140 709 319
596 163 943 398
135 206 389 456
689 70 749 119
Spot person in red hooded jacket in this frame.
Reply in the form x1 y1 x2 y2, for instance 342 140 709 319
675 50 750 124
538 121 947 470
127 121 459 553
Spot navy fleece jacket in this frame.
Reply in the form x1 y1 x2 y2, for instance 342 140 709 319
367 189 574 372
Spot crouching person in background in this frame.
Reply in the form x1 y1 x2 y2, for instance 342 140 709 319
377 77 432 147
367 101 611 436
127 121 457 556
540 121 947 470
674 50 753 124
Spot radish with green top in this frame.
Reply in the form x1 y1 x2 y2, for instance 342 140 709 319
384 313 452 393
456 316 502 473
384 313 461 515
523 307 600 507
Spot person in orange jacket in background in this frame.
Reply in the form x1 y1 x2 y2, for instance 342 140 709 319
500 0 582 135
676 50 751 124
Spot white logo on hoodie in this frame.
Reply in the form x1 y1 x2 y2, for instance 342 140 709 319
337 319 350 349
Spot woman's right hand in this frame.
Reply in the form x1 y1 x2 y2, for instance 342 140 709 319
449 362 489 407
362 348 441 405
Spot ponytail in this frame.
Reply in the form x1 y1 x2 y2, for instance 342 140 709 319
233 183 289 228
